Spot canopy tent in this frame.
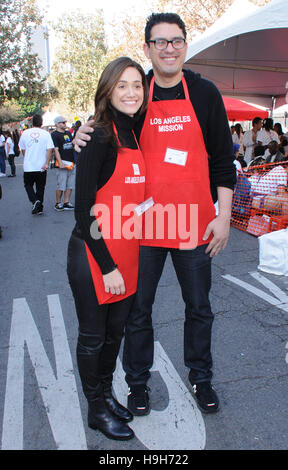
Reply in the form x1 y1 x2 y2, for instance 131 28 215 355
223 96 268 121
184 0 288 109
42 110 59 127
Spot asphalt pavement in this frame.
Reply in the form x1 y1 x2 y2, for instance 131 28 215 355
0 155 288 452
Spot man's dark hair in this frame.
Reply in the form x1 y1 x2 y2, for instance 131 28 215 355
145 13 187 43
254 145 265 157
252 117 262 126
263 117 274 131
32 114 43 127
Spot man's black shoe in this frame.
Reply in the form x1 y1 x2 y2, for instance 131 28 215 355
127 385 150 416
191 382 219 414
32 200 42 214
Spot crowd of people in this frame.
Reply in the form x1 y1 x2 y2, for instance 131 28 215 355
0 115 81 216
231 117 288 235
231 117 288 168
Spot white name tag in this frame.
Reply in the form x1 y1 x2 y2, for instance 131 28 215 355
164 147 188 166
135 197 154 216
132 163 140 175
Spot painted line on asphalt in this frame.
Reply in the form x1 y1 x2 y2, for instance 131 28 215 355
1 295 206 450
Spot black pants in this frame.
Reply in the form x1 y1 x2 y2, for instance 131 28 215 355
23 171 47 204
8 154 16 176
67 234 134 402
123 244 214 386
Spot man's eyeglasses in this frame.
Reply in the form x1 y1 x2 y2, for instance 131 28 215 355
148 37 186 51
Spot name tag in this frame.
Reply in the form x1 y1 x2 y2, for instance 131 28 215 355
164 147 188 166
135 197 154 216
132 163 140 175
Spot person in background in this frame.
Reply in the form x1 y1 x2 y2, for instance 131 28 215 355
232 123 244 156
242 117 263 164
274 122 284 137
0 128 6 176
19 114 54 215
279 135 288 156
265 140 286 163
67 57 148 441
72 120 82 165
3 130 16 177
51 116 75 211
257 118 279 157
233 143 242 172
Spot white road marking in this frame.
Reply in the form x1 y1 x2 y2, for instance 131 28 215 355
114 341 206 450
223 271 288 366
1 295 87 450
222 271 288 312
2 296 205 450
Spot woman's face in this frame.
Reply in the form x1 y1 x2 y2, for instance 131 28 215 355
110 67 144 117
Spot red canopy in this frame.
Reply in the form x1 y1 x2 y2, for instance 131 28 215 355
222 96 269 121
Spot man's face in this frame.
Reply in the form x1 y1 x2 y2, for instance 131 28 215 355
257 120 263 131
57 121 67 131
143 22 187 84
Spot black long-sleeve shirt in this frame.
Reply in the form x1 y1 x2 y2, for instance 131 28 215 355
73 69 236 274
73 109 139 274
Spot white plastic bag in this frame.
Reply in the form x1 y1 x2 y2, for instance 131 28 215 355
258 228 288 276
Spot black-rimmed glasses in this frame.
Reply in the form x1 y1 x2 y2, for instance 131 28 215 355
148 37 186 50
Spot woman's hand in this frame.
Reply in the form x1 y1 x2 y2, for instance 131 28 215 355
103 268 126 295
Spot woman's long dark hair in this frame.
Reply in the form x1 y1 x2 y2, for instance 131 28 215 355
93 57 149 149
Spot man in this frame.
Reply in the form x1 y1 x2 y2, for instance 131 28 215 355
19 114 54 215
51 116 75 211
242 117 263 164
75 13 236 415
265 140 286 163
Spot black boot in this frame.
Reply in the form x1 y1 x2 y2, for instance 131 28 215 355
88 397 134 441
103 387 133 423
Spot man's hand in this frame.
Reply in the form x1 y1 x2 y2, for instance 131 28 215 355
103 268 126 295
203 214 231 257
73 120 94 152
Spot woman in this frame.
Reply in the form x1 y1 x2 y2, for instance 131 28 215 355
232 123 244 156
4 130 16 177
67 57 148 441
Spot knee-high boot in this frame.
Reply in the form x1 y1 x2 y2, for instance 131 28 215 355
77 352 134 440
87 383 134 441
102 381 133 423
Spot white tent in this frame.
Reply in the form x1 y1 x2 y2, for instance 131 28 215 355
42 110 59 127
185 0 288 109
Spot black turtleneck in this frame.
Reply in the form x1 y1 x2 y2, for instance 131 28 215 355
73 109 139 274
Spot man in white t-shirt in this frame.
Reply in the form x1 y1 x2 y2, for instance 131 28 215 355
19 114 54 215
242 117 263 163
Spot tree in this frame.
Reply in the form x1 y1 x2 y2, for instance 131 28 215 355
0 0 48 107
50 10 108 117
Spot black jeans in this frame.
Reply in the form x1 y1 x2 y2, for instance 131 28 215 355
123 244 214 386
0 147 6 173
8 154 16 176
67 234 134 402
23 171 47 204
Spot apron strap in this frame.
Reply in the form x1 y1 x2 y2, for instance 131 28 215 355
112 122 140 150
149 74 190 102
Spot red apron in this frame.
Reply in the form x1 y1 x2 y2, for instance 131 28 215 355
85 126 145 304
140 76 216 249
